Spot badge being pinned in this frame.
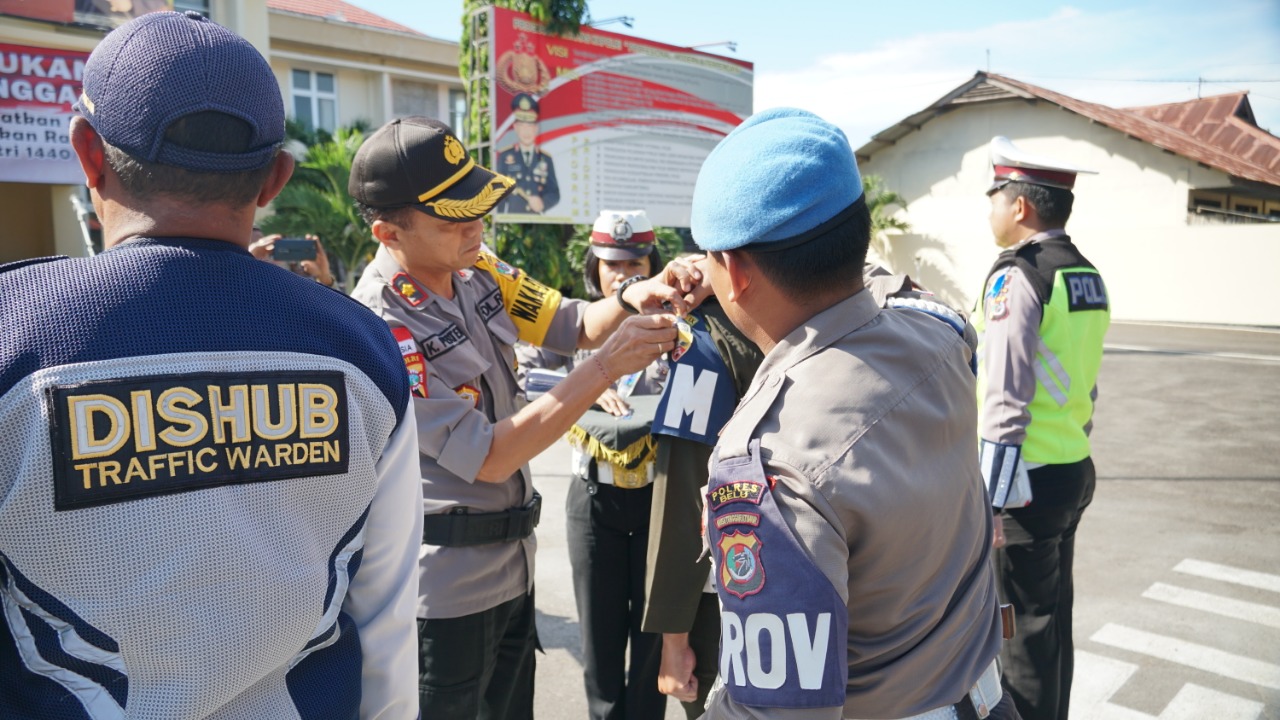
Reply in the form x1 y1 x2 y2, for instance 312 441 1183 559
719 531 765 599
391 327 429 398
670 316 694 362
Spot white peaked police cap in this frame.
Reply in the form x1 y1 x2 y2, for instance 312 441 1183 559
988 136 1097 194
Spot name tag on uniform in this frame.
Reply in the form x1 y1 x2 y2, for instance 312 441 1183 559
47 371 349 510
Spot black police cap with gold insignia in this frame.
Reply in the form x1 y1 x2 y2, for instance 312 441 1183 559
349 116 515 222
512 93 540 123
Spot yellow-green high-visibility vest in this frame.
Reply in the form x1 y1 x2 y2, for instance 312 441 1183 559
975 237 1110 465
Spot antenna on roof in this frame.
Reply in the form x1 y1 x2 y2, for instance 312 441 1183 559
986 49 990 73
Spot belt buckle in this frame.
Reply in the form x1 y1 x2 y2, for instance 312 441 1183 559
967 658 1001 719
612 464 649 489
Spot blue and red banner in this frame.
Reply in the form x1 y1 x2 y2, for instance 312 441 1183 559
489 7 753 227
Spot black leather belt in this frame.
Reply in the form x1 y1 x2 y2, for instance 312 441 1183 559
422 492 542 547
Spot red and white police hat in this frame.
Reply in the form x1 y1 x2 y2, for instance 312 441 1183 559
590 210 656 261
988 136 1097 195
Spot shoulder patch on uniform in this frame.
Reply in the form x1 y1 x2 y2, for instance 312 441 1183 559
1062 271 1109 312
708 479 766 510
715 511 761 529
391 327 429 398
708 445 848 709
476 249 520 279
986 272 1011 322
391 272 427 307
473 249 562 346
719 531 766 598
47 371 349 511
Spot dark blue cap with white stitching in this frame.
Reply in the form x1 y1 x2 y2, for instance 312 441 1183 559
74 11 285 173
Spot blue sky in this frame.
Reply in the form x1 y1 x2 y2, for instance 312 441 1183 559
361 0 1280 147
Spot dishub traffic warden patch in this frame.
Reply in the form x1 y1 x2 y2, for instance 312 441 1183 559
47 370 349 510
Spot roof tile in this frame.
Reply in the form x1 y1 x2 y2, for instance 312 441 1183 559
985 73 1280 187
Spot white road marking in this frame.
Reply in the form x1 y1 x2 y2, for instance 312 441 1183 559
1104 344 1280 364
1158 684 1263 720
1072 652 1264 720
1111 321 1280 335
1071 650 1142 720
1173 559 1280 595
1143 582 1280 630
1091 624 1280 690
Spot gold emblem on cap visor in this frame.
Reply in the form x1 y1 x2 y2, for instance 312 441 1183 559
443 136 465 165
424 176 516 220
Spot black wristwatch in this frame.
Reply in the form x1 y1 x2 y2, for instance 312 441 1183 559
615 274 647 314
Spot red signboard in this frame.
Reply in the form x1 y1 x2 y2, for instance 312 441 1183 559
489 7 753 227
0 42 91 183
0 0 174 29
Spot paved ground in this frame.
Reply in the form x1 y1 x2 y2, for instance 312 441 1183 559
529 321 1280 719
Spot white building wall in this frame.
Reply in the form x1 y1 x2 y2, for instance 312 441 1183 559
861 100 1280 327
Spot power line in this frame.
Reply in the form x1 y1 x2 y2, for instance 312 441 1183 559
1018 75 1280 84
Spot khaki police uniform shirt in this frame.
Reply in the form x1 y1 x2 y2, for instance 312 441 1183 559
702 289 1002 719
353 246 586 619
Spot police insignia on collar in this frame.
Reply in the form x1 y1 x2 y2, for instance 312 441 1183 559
719 531 766 598
392 272 426 307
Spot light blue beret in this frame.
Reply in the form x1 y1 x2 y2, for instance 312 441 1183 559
691 108 863 252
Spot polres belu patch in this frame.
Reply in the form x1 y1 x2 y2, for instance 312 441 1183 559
47 371 349 511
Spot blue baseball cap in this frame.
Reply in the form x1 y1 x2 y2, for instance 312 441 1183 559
691 108 863 252
74 11 285 173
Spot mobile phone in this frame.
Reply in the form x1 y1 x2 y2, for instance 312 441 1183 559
272 237 317 262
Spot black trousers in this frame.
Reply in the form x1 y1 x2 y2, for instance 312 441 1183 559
996 458 1096 720
566 475 666 720
417 591 537 720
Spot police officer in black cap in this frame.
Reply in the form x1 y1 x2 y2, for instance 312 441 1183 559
496 93 560 215
348 116 689 719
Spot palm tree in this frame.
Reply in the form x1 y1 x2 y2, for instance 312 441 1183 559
863 174 910 268
260 127 373 292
